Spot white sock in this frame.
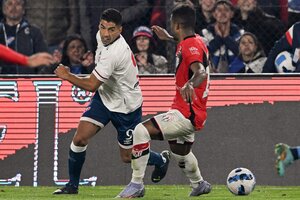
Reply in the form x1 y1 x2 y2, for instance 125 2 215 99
131 152 149 184
131 124 151 184
172 151 203 188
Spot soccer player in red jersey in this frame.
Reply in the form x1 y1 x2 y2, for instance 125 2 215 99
118 3 212 198
0 44 53 67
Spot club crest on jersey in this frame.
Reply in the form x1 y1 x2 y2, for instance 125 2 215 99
189 46 200 55
71 86 93 104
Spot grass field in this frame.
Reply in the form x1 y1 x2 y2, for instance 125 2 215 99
0 185 300 200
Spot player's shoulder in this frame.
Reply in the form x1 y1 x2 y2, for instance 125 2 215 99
181 35 205 47
103 36 128 57
181 35 206 54
110 35 128 49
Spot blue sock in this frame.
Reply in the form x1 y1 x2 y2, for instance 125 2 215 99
147 150 164 167
68 149 86 187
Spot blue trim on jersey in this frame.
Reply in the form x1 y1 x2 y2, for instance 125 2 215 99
82 92 142 147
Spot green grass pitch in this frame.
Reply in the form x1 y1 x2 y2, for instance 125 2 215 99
0 185 300 200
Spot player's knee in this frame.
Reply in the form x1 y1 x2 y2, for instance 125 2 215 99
133 124 151 145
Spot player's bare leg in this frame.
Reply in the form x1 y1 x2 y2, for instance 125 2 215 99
119 147 132 163
53 121 100 194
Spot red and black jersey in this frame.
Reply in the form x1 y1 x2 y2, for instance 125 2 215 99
171 34 210 130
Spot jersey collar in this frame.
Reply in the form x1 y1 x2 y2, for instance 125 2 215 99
183 34 196 41
104 35 121 47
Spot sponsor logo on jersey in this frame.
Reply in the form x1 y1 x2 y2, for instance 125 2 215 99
189 46 200 55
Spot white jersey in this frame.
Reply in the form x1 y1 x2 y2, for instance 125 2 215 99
92 32 143 114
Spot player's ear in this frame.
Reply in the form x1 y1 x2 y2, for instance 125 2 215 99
175 22 180 31
119 26 123 33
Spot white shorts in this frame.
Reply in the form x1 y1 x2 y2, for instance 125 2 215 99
154 109 195 144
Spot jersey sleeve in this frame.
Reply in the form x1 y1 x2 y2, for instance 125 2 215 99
0 44 28 65
93 50 115 83
182 42 204 67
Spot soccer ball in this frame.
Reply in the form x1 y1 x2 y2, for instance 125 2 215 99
275 51 296 73
226 167 256 195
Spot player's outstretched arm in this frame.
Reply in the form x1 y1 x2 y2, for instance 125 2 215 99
55 64 101 92
151 25 174 41
0 44 53 67
27 53 54 67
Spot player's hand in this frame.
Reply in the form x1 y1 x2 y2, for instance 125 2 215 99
27 53 54 67
55 64 71 80
180 82 196 103
151 25 173 41
81 51 94 67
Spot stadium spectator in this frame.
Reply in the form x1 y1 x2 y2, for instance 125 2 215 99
52 9 167 195
229 32 266 73
258 0 281 19
233 0 285 55
195 0 216 34
83 0 154 52
131 26 168 74
275 143 300 176
25 0 80 53
0 0 48 74
41 34 95 74
118 4 212 198
0 44 53 67
263 22 300 73
78 0 93 50
150 0 166 28
201 0 244 73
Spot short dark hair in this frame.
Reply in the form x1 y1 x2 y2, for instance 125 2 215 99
101 8 122 26
213 0 234 12
171 4 196 29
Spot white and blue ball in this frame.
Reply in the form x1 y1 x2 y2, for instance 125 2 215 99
226 167 256 195
275 51 296 73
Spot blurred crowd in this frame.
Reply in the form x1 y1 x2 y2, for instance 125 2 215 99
0 0 299 74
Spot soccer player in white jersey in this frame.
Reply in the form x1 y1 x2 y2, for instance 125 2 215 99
53 8 169 195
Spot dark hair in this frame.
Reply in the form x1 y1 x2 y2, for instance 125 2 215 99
213 0 234 12
171 3 196 29
61 34 87 66
101 8 122 26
